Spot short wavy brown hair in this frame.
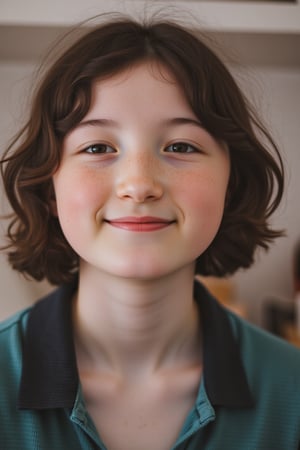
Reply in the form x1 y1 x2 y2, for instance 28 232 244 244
0 17 284 285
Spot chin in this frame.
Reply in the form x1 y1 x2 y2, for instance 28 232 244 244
104 260 176 281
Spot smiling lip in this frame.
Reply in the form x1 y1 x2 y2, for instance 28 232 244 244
105 216 175 232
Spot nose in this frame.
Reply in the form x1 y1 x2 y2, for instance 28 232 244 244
115 155 163 203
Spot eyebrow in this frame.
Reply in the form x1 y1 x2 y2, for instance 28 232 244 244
75 117 204 130
163 117 203 129
76 118 119 129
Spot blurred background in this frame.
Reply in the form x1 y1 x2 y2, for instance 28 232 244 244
0 0 299 342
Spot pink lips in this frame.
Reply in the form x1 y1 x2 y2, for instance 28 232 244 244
105 216 174 232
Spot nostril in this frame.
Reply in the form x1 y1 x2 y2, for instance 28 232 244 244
116 177 163 203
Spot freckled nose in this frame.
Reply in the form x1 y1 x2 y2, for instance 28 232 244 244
115 159 163 203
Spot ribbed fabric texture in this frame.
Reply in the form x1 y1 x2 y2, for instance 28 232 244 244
176 311 300 449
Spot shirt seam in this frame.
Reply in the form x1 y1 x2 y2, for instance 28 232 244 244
0 308 31 334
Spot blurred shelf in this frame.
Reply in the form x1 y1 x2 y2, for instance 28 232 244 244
0 1 300 33
0 1 299 65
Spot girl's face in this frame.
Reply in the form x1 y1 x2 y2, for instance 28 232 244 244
52 62 230 281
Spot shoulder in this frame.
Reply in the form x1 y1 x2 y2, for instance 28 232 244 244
227 309 300 404
222 309 300 447
0 308 31 387
227 308 300 366
0 308 31 345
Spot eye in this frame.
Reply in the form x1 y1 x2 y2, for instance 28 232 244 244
164 142 199 153
84 143 116 154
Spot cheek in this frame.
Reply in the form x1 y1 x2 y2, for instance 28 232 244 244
177 172 229 258
176 171 228 219
54 168 108 220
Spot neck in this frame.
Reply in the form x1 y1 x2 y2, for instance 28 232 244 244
73 265 202 381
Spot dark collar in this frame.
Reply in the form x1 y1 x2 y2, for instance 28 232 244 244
18 280 253 410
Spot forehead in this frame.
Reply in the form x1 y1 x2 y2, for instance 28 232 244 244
94 60 177 89
86 61 195 121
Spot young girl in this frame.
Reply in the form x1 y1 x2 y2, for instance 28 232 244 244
1 16 300 450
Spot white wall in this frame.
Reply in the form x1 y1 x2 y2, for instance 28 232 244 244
0 61 52 318
232 67 300 324
0 26 299 324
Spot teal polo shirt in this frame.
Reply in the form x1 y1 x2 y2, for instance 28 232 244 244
1 281 300 449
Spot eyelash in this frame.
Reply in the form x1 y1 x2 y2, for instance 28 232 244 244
82 141 200 155
84 144 116 154
164 142 200 154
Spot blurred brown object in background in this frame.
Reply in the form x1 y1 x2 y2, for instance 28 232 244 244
294 240 300 294
197 276 247 318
